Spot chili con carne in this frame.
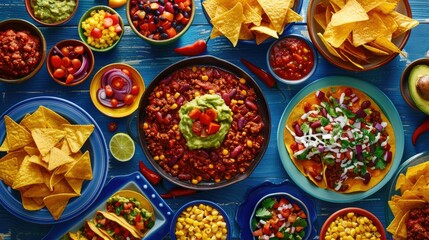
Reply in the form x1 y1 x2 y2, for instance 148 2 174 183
139 160 162 186
174 39 207 56
240 58 276 88
412 116 429 145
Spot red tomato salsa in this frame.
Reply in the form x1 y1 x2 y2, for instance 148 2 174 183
269 37 315 80
406 203 429 240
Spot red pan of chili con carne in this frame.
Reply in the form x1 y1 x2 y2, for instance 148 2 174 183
137 55 271 190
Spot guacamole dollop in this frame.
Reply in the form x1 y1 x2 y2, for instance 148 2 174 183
179 94 232 150
31 0 76 24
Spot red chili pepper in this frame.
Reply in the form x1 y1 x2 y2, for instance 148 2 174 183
240 58 277 88
412 116 429 145
160 187 197 199
138 160 162 186
174 39 207 56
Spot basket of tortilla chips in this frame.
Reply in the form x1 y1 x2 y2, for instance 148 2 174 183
307 0 419 71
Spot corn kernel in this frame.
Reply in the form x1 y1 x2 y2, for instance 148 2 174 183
246 140 253 147
166 93 171 98
159 154 165 160
201 75 209 81
192 66 197 72
209 89 215 94
241 89 247 95
174 92 181 99
173 164 179 169
156 91 161 98
153 156 160 161
195 92 200 97
191 179 199 184
222 149 228 155
237 100 244 104
230 99 237 105
171 103 178 109
239 78 246 84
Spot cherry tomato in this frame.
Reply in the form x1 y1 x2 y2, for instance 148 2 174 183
108 122 118 132
105 85 114 97
67 67 77 75
121 68 131 77
62 57 71 67
61 46 70 57
91 28 102 38
108 14 120 25
111 98 119 108
112 77 124 89
50 55 62 68
131 85 139 95
71 58 82 69
124 94 135 105
114 24 122 33
65 74 74 84
74 45 84 55
53 68 65 78
103 17 113 28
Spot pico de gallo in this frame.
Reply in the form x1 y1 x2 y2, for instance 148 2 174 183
252 197 308 240
268 36 315 81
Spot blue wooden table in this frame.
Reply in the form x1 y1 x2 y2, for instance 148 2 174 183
0 0 428 239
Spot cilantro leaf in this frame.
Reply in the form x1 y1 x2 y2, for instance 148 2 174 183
255 207 272 219
293 217 308 228
261 197 276 209
375 159 387 170
301 122 310 135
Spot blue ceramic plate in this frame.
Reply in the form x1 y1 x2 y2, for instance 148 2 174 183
200 0 303 45
44 172 174 240
236 180 317 240
277 76 404 203
0 96 108 224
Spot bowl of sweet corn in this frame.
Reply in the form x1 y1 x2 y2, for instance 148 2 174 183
170 200 231 240
320 207 386 240
78 5 124 52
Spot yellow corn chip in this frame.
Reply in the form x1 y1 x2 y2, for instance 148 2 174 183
210 2 244 47
339 50 364 69
41 106 70 129
374 36 404 55
63 124 94 153
22 196 45 211
23 183 52 198
20 106 47 131
12 155 44 189
356 0 383 12
239 24 255 40
66 177 85 194
28 154 48 170
32 128 66 156
389 11 419 38
53 178 75 194
243 1 262 25
250 23 279 39
65 151 93 180
0 157 19 186
395 211 409 238
330 0 369 27
257 0 290 33
317 32 347 60
324 22 356 48
4 115 34 151
44 193 79 220
48 147 75 171
352 11 389 47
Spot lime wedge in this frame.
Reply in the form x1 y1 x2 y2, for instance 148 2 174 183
109 132 135 162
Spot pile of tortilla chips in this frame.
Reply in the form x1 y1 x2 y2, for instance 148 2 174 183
314 0 419 69
0 106 94 220
203 0 303 46
387 160 429 239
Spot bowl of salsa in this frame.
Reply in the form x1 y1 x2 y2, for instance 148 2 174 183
266 34 317 85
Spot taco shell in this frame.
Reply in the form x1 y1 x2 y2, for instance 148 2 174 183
68 220 109 240
93 211 141 240
105 190 155 237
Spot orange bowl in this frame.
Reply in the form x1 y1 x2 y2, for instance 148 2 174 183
320 207 387 240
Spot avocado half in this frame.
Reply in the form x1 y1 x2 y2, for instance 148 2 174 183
408 64 429 114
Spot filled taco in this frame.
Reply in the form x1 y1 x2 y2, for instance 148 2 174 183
93 211 141 240
68 220 109 240
284 86 395 193
105 190 155 238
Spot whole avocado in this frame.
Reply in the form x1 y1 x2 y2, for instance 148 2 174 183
408 64 429 114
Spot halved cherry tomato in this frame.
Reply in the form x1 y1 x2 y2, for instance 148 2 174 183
103 17 113 28
205 108 217 121
91 28 102 38
53 68 65 78
188 108 201 120
131 85 139 95
135 221 144 230
111 98 119 107
192 121 202 135
50 55 62 68
62 57 71 67
61 46 70 57
122 68 131 77
65 74 74 84
124 94 135 105
67 67 77 75
199 113 212 125
71 58 82 69
112 77 124 89
108 122 118 132
74 45 84 55
105 85 114 97
207 122 220 135
107 14 120 25
113 24 122 33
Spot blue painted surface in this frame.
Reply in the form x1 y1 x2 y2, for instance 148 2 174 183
0 0 428 239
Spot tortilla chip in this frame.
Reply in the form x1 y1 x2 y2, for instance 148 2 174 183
0 157 19 186
44 193 79 220
362 44 390 55
20 106 47 131
63 124 94 153
330 0 369 27
323 22 356 48
32 128 66 156
66 177 85 194
317 32 347 60
65 151 93 180
374 36 404 55
352 12 389 47
356 0 383 12
23 183 52 198
12 155 44 189
4 115 34 151
48 147 75 171
210 3 245 47
22 196 45 211
250 23 279 39
41 106 70 129
257 0 290 33
239 24 255 40
243 1 262 25
28 154 48 170
389 11 419 38
53 178 75 194
395 211 409 238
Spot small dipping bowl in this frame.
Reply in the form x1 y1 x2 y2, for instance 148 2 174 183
169 200 231 240
25 0 79 26
78 5 124 52
400 58 429 114
0 19 46 84
320 207 387 240
47 39 94 86
267 34 317 85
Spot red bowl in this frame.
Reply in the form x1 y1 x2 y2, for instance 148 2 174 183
320 207 387 240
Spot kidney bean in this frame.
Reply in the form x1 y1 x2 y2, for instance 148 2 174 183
239 83 249 90
231 145 243 158
197 149 209 158
294 123 303 137
167 156 178 167
178 83 190 92
311 120 321 128
176 95 185 105
164 113 172 124
361 100 371 109
178 173 192 181
228 88 237 98
238 117 246 130
209 151 219 161
252 115 262 123
221 93 231 105
245 100 258 111
321 108 327 117
155 111 164 123
363 172 371 185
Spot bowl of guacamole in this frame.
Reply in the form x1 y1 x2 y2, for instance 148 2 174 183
25 0 78 26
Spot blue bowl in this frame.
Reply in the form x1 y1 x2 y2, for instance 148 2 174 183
170 200 232 240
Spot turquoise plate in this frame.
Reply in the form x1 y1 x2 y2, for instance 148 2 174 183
277 76 404 203
0 96 108 223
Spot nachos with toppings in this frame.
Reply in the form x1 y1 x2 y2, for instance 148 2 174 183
284 86 395 192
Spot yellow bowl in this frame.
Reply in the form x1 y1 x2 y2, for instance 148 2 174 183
90 63 145 118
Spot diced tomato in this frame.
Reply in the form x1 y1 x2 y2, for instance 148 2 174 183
61 46 70 57
278 197 289 207
262 222 271 235
290 142 298 152
113 24 122 33
292 203 301 211
297 210 307 219
65 74 74 84
324 124 333 131
91 28 103 38
205 108 217 121
207 122 220 135
288 213 297 223
253 228 263 237
103 17 114 28
276 232 285 238
296 226 304 232
114 227 120 234
280 208 291 218
135 221 144 230
108 14 120 25
199 113 212 125
297 144 305 151
192 121 202 135
67 67 76 75
188 108 201 120
74 45 84 55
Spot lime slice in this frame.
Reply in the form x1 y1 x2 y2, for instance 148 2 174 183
109 132 135 162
